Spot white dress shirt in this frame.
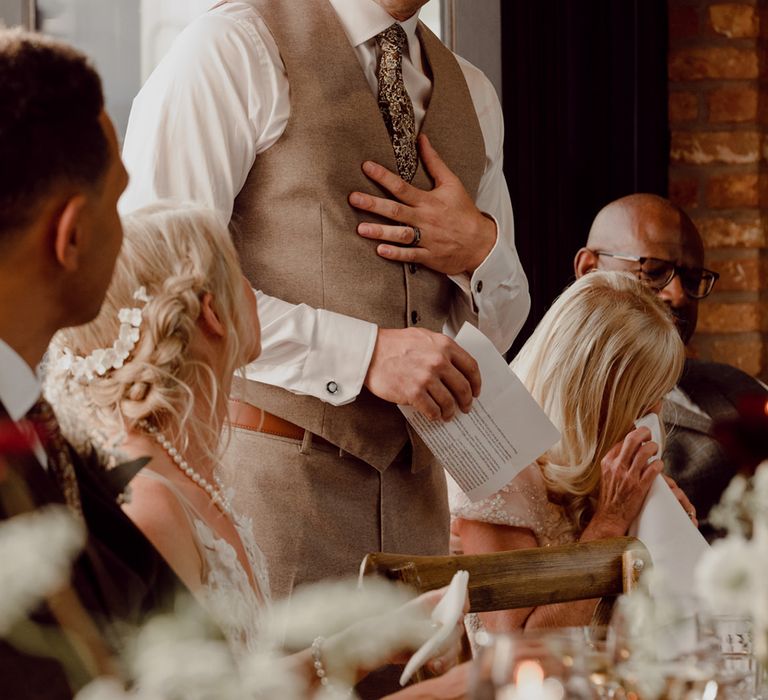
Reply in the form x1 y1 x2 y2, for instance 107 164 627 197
666 385 709 421
0 339 46 466
121 0 530 406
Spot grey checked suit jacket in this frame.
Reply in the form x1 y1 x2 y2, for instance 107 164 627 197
662 358 767 537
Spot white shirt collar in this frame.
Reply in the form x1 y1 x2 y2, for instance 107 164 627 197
0 338 41 421
328 0 421 57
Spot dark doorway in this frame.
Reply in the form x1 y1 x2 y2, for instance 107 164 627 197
502 0 669 356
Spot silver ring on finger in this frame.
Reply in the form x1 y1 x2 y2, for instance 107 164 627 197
687 509 696 521
407 226 421 247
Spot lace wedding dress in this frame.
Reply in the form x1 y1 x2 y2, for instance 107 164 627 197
137 469 271 653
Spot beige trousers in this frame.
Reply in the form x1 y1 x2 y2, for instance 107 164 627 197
220 426 450 599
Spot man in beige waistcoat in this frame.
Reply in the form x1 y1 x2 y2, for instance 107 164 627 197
121 0 530 599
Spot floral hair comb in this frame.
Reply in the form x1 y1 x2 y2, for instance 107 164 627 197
57 287 152 382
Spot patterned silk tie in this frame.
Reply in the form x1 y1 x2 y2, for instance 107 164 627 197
376 23 418 182
27 397 83 518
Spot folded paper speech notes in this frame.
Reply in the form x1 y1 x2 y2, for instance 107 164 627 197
398 323 560 502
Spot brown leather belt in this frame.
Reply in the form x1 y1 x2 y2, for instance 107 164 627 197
228 399 335 449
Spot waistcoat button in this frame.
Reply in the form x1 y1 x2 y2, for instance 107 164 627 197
411 310 419 325
476 280 483 293
409 263 418 274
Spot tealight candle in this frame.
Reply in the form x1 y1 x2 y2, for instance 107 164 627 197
497 660 566 700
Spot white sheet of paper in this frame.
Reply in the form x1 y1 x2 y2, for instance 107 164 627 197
399 323 560 502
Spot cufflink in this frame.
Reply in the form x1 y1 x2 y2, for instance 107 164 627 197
326 381 339 395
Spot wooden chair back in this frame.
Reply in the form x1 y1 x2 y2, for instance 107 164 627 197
360 536 650 625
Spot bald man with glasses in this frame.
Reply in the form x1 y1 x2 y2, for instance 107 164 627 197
574 193 767 538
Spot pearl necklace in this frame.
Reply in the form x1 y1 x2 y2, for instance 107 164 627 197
140 422 232 515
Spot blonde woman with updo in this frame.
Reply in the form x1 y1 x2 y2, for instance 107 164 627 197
46 203 268 652
44 204 468 694
450 271 696 632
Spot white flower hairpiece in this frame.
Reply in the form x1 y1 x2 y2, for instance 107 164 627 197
132 286 152 303
60 286 152 383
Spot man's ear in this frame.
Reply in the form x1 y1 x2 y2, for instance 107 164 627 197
574 247 599 278
199 292 225 338
53 195 88 271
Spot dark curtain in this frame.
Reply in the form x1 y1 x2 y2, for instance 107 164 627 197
502 0 669 357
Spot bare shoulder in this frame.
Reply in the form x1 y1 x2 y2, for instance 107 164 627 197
123 472 187 528
122 474 203 591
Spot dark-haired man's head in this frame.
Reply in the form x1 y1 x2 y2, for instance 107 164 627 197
574 194 712 345
0 28 127 366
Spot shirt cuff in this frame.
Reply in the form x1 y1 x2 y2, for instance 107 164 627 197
296 309 378 406
448 214 509 309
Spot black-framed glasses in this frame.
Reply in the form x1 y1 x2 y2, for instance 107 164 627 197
593 250 720 299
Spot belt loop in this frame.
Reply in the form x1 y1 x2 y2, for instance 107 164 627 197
300 430 313 455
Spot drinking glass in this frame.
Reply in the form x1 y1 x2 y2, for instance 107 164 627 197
576 627 623 698
609 595 719 700
697 614 759 700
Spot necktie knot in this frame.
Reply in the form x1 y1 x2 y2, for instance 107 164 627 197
377 23 408 55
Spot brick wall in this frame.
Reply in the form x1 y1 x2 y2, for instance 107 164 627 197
668 0 768 381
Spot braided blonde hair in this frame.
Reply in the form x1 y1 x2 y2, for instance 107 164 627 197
510 271 685 531
46 202 256 464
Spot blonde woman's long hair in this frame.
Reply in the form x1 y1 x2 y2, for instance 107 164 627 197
46 202 256 465
510 271 685 531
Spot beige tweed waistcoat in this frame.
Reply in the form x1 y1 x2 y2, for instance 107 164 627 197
230 0 486 470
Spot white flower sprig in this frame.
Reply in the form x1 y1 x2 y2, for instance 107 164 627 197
58 287 152 383
695 537 759 616
262 577 415 652
263 577 437 690
0 506 85 635
69 577 441 699
695 459 768 661
74 599 307 700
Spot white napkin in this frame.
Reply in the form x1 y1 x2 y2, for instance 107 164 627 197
629 413 709 585
399 570 469 686
629 413 710 657
634 412 664 461
628 472 709 591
